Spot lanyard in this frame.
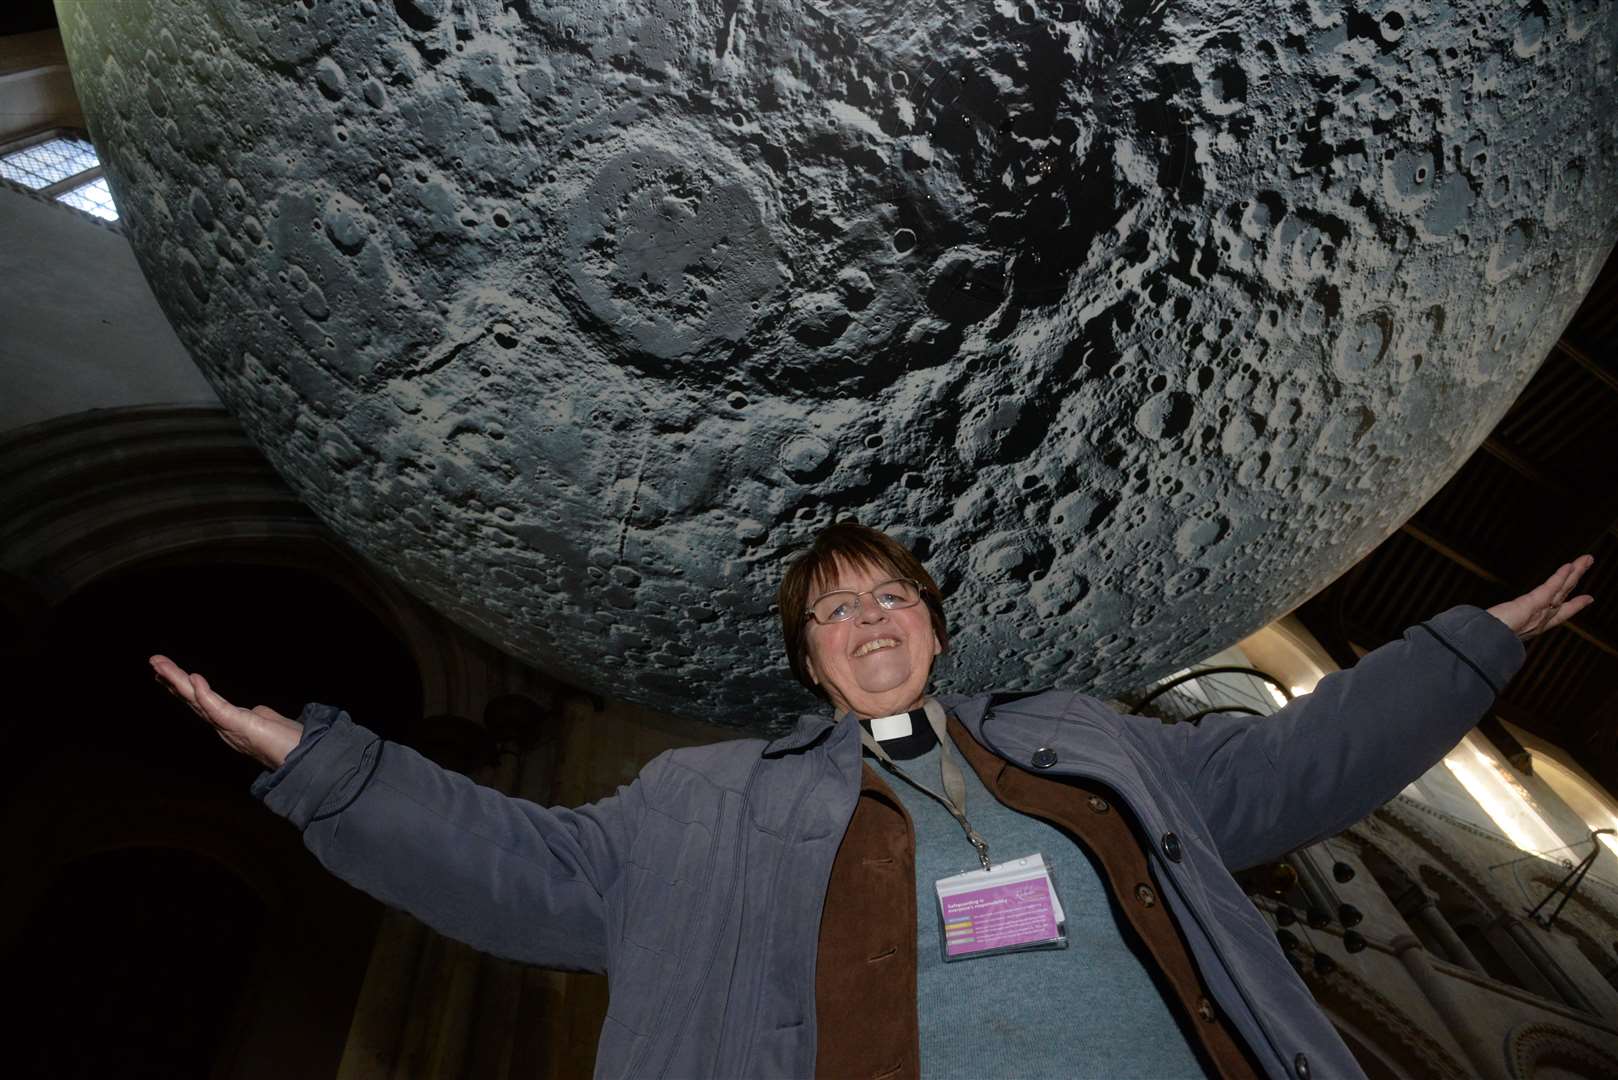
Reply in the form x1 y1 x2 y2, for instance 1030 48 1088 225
852 698 992 871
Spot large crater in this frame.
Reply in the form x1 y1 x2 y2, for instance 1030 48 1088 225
58 0 1618 725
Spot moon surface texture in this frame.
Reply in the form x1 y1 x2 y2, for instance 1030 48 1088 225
60 0 1618 726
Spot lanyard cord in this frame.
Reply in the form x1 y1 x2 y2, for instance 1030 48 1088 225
851 698 992 871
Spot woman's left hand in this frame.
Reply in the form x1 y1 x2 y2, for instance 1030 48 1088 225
1486 555 1596 640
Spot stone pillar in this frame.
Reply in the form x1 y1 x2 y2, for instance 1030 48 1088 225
1393 936 1511 1080
336 704 565 1080
1394 887 1487 976
333 912 432 1079
1482 913 1564 1001
1290 848 1339 916
1498 913 1594 1013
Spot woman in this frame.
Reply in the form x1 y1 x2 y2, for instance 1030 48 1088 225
152 524 1593 1079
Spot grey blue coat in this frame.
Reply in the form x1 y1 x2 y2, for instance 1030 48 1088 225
253 604 1524 1079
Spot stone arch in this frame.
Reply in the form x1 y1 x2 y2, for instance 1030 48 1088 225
4 844 271 1078
1504 1021 1618 1079
0 404 562 719
0 705 391 1078
1415 861 1490 918
1354 835 1422 900
0 407 539 1078
1517 880 1618 998
1378 807 1584 998
19 806 304 920
1521 869 1618 939
1302 962 1470 1079
1415 862 1527 989
1350 835 1439 931
1347 833 1490 978
1376 799 1516 913
0 404 704 1079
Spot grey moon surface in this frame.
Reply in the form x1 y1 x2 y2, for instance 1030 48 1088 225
58 0 1618 727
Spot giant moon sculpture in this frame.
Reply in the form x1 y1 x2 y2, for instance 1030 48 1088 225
58 0 1618 725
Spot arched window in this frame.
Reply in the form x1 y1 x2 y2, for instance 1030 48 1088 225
1358 847 1455 961
1417 866 1526 990
1533 755 1618 863
1438 731 1570 855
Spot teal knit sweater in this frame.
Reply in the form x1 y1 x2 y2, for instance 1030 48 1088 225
873 743 1212 1079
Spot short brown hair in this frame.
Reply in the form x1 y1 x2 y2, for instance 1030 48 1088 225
778 522 949 699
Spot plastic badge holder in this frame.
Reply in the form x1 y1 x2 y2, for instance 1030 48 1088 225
936 853 1068 962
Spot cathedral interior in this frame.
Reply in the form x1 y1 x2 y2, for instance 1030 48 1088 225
4 1 1618 1077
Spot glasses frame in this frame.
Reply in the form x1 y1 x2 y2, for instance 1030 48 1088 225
803 577 925 625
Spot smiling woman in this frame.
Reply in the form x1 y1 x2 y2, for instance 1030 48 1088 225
777 522 950 719
149 522 1593 1079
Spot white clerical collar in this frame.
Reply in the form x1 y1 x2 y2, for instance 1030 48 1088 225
869 708 922 741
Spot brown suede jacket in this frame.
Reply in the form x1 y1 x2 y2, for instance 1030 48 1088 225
813 716 1264 1080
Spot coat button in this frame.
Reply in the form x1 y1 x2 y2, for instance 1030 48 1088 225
1031 747 1058 769
1134 883 1157 908
1197 998 1215 1023
1294 1052 1310 1079
1161 832 1183 862
1087 795 1110 813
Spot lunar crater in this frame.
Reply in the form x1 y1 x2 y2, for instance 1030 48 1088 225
60 0 1618 725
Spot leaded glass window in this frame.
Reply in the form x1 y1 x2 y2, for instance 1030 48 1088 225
55 176 119 222
0 136 100 190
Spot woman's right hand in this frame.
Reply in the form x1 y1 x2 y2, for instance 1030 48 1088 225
149 655 304 769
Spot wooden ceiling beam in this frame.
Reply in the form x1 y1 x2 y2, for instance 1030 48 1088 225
1556 337 1618 398
1398 520 1504 586
1480 437 1574 501
1480 435 1618 545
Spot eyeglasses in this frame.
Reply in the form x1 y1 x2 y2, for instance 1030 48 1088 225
804 578 924 625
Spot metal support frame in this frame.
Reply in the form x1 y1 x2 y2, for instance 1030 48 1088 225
1525 829 1616 930
1128 665 1291 718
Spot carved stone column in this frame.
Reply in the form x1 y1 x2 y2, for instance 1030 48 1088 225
1394 887 1487 976
1498 913 1594 1014
336 697 567 1080
1393 935 1511 1080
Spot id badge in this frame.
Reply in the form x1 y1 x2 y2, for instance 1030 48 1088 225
935 852 1068 962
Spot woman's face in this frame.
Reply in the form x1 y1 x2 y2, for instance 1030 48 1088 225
803 559 941 719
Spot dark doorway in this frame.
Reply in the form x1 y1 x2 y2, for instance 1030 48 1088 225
6 847 265 1079
1 559 422 797
0 557 423 1078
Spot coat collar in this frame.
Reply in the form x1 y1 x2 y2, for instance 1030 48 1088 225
764 691 990 755
759 690 1130 775
764 693 994 758
762 711 845 757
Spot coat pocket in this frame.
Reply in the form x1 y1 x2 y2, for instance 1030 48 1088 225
606 805 716 1038
623 804 716 947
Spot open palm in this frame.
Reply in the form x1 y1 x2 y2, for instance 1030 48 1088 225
149 655 303 768
1486 556 1596 640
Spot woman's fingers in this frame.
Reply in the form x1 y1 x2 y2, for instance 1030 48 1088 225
188 672 251 732
1544 593 1595 632
1486 555 1595 639
1558 555 1595 604
1536 562 1574 608
150 657 238 730
149 656 302 768
149 654 195 703
1543 557 1594 625
189 673 218 717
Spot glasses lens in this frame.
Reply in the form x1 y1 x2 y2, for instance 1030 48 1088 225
812 592 860 624
874 579 921 609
